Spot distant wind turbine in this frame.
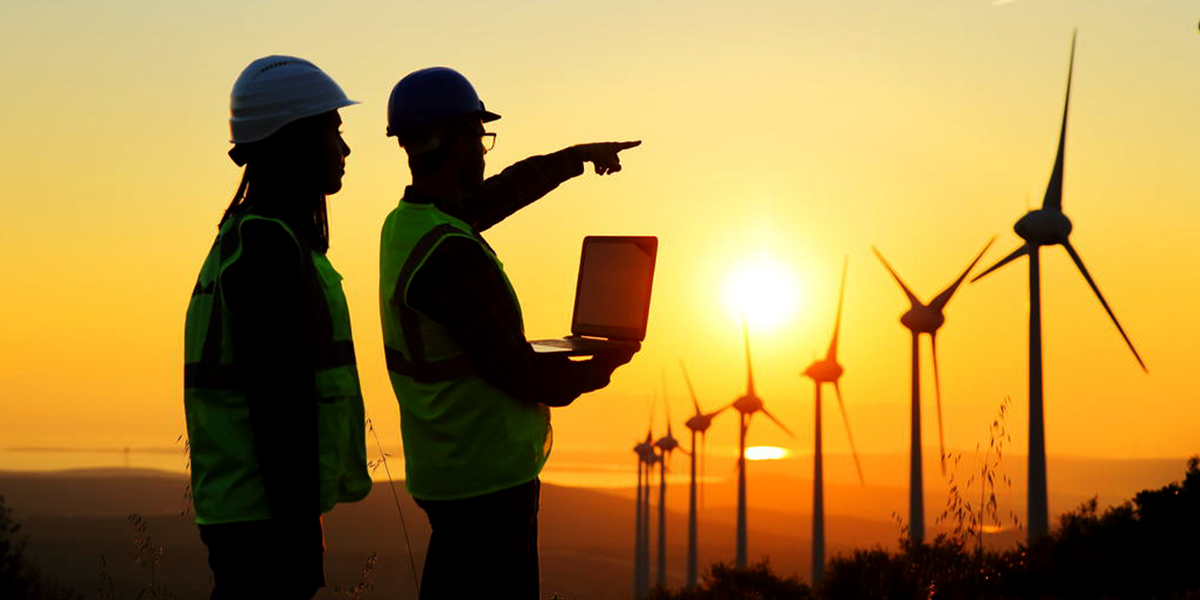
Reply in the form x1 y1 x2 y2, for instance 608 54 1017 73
800 258 864 586
680 360 729 587
971 32 1147 542
632 401 657 599
872 240 993 543
653 386 682 589
732 319 794 567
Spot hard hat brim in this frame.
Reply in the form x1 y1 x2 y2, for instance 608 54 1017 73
230 98 359 144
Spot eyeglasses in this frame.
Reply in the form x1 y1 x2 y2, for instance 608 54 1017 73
480 132 497 152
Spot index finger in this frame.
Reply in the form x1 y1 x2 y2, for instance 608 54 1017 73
612 140 642 151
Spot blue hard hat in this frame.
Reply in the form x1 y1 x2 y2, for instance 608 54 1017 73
385 67 500 138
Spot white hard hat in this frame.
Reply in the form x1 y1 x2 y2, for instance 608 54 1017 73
229 55 358 144
386 67 500 138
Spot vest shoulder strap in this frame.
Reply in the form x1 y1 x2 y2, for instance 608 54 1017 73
390 222 480 382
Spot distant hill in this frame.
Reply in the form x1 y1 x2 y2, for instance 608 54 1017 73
0 470 817 599
0 454 1188 599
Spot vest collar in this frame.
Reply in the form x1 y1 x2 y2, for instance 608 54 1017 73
400 185 473 227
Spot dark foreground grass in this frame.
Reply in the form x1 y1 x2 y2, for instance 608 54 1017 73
650 456 1200 600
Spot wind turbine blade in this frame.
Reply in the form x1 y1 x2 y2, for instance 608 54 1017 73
827 257 848 362
872 246 920 306
742 318 756 396
679 359 702 416
1061 241 1148 372
759 407 795 439
662 372 674 435
971 245 1031 283
931 334 947 476
648 391 657 431
706 405 731 419
931 238 996 311
1043 31 1076 213
833 382 865 486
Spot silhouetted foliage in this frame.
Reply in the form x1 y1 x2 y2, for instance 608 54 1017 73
0 495 82 600
822 534 1017 600
650 458 1199 599
821 457 1200 600
647 560 816 600
1007 455 1200 599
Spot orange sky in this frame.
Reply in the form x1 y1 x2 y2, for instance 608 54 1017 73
1 0 1198 492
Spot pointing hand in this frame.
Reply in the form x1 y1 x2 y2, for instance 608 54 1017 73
572 141 642 175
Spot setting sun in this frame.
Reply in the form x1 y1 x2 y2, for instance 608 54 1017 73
723 253 802 332
744 446 789 461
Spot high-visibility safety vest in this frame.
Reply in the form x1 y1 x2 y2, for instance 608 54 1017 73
379 201 551 501
184 213 371 524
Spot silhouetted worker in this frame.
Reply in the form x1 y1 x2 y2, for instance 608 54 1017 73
183 55 372 600
379 66 640 599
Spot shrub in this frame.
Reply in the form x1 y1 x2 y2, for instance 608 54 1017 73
648 560 816 600
0 494 81 600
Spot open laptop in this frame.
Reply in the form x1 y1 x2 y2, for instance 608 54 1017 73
529 236 658 356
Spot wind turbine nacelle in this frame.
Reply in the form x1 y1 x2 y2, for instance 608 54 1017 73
1014 209 1072 246
804 360 843 382
685 414 712 433
655 438 680 453
901 307 944 334
733 394 763 415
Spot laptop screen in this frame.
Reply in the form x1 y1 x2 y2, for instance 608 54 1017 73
571 236 658 341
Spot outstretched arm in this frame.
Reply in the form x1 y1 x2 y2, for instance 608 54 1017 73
465 140 642 231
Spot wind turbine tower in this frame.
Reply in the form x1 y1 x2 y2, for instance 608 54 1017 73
801 259 864 585
653 395 681 588
971 33 1147 541
732 320 794 567
872 240 993 543
633 428 654 598
680 360 729 587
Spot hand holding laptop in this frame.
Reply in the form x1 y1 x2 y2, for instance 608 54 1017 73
531 345 639 407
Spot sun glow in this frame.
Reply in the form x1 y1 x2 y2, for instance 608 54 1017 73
744 446 789 461
723 253 802 332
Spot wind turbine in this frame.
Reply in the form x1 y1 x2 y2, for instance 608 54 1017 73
971 32 1147 542
872 240 993 543
633 398 658 599
680 360 729 587
800 258 863 586
653 389 682 589
732 319 794 567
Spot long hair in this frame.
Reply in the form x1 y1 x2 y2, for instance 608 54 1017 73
219 168 330 253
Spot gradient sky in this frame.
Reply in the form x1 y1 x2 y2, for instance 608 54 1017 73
2 0 1198 484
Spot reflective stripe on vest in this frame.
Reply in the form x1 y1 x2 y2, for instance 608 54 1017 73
184 213 371 524
379 201 551 501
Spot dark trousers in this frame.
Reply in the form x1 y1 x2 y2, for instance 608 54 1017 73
198 517 326 600
415 478 540 600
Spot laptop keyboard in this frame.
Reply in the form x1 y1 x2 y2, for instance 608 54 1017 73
532 337 638 353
